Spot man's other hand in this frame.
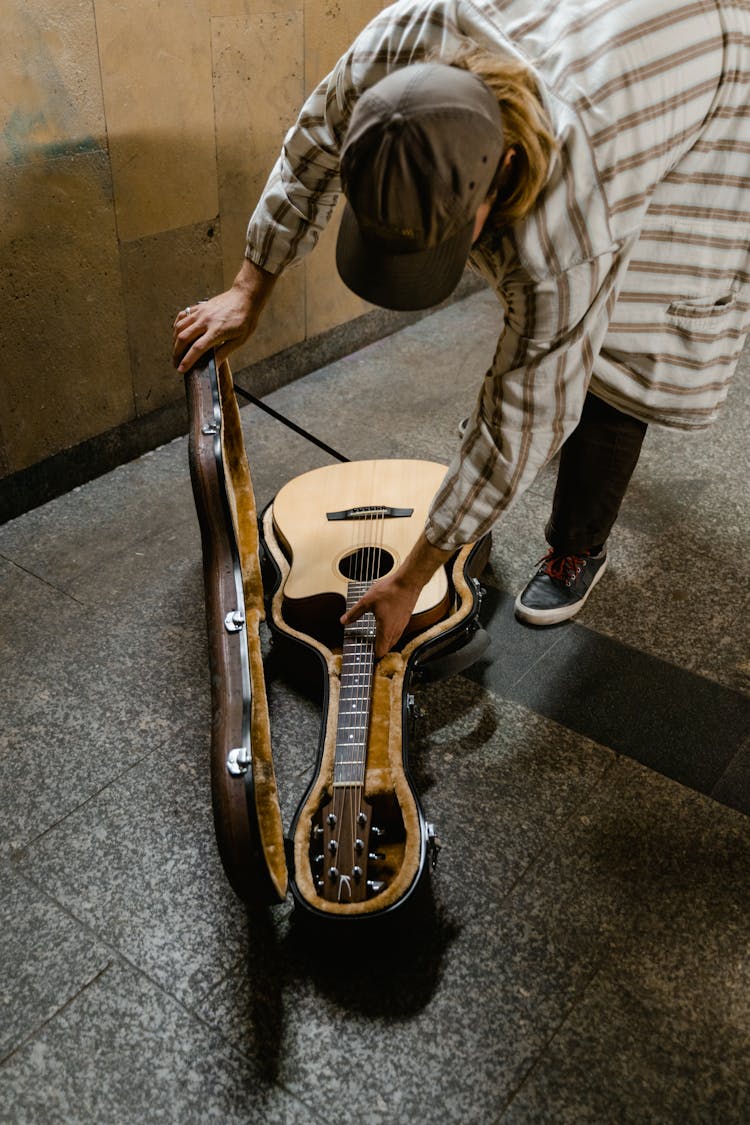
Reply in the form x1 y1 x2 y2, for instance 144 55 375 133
172 259 277 373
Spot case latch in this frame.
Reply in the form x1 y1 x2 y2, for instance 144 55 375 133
472 576 486 607
426 822 442 869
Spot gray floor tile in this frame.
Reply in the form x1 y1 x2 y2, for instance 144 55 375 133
501 758 750 1124
0 961 318 1125
577 521 749 695
198 908 601 1125
17 732 252 1008
413 678 615 914
711 734 750 817
504 964 750 1125
0 612 208 853
0 864 111 1062
62 515 207 624
472 594 750 796
0 438 194 588
0 555 83 662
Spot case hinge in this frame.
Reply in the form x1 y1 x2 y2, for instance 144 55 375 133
226 746 251 776
224 609 246 633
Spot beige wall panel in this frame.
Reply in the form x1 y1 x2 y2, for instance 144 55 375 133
305 199 370 339
232 266 307 372
94 0 218 243
209 0 299 15
304 0 387 92
212 12 307 368
120 221 225 415
1 153 134 473
0 0 106 166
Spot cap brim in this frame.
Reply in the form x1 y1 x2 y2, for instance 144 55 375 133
335 203 473 312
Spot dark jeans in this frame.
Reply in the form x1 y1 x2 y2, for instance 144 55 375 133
545 392 647 555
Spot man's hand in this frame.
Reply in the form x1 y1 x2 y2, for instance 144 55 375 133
172 258 277 373
341 532 454 659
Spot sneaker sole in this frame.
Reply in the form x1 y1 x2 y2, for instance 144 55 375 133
514 555 608 626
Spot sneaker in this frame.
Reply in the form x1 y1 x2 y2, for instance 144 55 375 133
514 548 608 625
458 417 469 438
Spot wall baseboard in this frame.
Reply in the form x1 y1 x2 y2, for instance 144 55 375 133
0 276 486 524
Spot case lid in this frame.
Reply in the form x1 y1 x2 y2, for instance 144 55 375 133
185 355 287 905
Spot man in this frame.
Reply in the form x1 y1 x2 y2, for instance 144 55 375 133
174 0 750 658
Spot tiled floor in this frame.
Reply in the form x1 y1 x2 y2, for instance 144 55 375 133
1 289 749 1123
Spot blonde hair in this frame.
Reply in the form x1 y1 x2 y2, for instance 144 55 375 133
446 42 557 229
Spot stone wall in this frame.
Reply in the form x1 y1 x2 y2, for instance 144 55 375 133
1 0 387 505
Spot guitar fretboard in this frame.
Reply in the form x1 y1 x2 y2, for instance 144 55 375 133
334 581 376 787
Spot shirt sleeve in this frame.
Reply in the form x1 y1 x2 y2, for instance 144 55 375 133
245 0 462 274
424 247 625 551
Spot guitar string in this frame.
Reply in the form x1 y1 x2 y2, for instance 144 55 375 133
361 499 385 874
350 501 375 882
360 484 388 881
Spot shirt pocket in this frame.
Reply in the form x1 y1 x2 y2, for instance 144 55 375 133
666 290 738 327
662 285 749 373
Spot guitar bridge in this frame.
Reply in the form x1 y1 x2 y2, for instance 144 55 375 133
326 505 413 521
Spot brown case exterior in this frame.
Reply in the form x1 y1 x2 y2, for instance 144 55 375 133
185 355 490 918
186 356 287 905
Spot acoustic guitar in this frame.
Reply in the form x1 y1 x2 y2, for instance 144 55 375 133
269 459 450 905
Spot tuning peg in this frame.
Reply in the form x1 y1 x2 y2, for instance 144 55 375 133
368 851 385 863
371 826 385 841
313 854 324 868
313 825 324 839
367 879 386 895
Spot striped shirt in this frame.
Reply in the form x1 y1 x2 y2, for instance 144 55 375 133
246 0 750 550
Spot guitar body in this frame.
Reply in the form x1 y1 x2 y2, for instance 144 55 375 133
271 459 450 646
262 460 490 920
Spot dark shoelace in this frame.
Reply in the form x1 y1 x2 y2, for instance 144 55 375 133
537 548 590 584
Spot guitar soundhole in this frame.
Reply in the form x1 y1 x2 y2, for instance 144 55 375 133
338 547 395 581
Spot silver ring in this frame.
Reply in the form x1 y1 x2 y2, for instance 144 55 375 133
184 306 191 315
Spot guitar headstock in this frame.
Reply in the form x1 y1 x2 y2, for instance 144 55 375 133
313 792 385 903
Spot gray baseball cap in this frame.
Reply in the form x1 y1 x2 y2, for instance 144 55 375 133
336 62 504 311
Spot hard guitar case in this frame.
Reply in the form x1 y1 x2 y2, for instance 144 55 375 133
185 354 490 921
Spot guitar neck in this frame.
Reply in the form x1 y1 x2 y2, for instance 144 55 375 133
334 581 376 787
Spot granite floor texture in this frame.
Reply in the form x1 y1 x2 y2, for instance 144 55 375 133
1 288 749 1124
